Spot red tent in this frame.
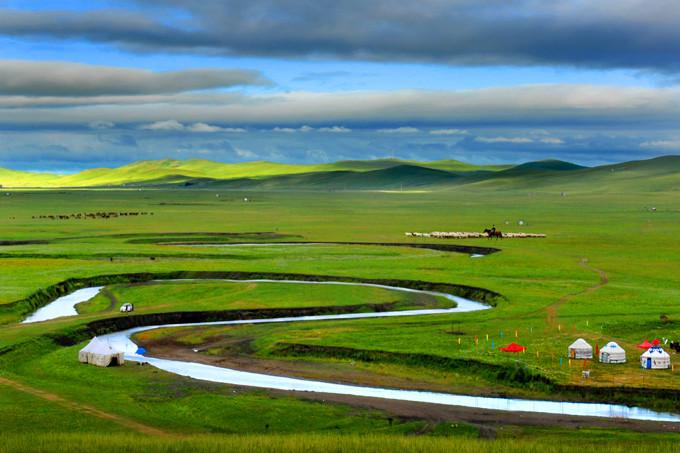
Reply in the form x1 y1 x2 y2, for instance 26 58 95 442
637 340 652 349
500 342 526 353
652 339 661 346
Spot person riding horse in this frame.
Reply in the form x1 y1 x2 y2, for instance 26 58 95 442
483 225 502 239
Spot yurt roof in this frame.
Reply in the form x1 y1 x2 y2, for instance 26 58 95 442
601 341 624 352
569 338 592 349
642 346 669 358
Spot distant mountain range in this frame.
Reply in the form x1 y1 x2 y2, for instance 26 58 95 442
1 156 679 191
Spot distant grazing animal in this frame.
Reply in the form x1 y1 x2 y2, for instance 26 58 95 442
483 228 503 239
670 341 680 354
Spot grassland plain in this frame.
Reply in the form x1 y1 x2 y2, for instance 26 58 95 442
1 184 680 451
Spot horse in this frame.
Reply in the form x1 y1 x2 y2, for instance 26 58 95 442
483 228 503 239
670 341 680 354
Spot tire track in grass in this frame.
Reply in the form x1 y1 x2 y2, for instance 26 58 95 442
101 288 120 313
0 376 168 437
545 258 609 326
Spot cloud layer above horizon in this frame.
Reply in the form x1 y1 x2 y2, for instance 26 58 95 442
0 0 679 170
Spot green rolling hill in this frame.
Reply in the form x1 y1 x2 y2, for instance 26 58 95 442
0 156 679 191
0 158 506 188
0 168 60 187
180 164 464 190
327 158 511 173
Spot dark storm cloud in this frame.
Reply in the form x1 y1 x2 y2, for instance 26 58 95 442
0 60 268 97
1 1 680 72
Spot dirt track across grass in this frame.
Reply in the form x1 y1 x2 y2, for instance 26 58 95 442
545 258 609 326
0 376 168 436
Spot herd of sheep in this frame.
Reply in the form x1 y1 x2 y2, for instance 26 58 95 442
405 231 546 239
32 211 154 220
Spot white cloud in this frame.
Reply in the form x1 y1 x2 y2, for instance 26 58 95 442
475 136 534 144
235 148 257 158
540 137 564 144
474 136 563 145
377 127 420 134
318 126 351 133
187 122 223 132
88 120 115 130
640 139 680 150
141 120 184 131
272 125 315 133
187 123 245 133
141 120 244 133
429 128 468 135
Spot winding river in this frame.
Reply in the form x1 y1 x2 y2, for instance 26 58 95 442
22 280 680 423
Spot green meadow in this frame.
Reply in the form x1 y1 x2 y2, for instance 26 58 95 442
1 159 680 451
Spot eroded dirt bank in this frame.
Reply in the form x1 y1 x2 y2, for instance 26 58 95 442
133 338 680 434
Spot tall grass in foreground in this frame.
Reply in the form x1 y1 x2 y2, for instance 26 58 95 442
2 434 678 453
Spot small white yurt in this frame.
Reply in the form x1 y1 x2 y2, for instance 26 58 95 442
568 338 593 359
599 341 626 364
641 346 671 370
79 337 125 367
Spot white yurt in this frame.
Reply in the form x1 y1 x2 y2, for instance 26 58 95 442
79 337 125 367
568 338 593 359
640 346 671 370
599 341 626 364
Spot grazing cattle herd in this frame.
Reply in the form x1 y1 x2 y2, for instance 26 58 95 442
405 231 547 239
32 211 154 220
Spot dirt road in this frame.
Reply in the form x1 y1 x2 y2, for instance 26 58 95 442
0 375 168 436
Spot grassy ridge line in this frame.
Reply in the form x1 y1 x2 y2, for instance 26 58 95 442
273 343 680 408
1 433 677 452
3 155 680 190
1 270 503 319
275 343 553 388
69 301 403 344
0 158 506 188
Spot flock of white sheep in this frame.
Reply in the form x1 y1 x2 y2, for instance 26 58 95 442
405 231 546 239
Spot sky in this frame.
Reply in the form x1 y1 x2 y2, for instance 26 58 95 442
0 0 680 171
